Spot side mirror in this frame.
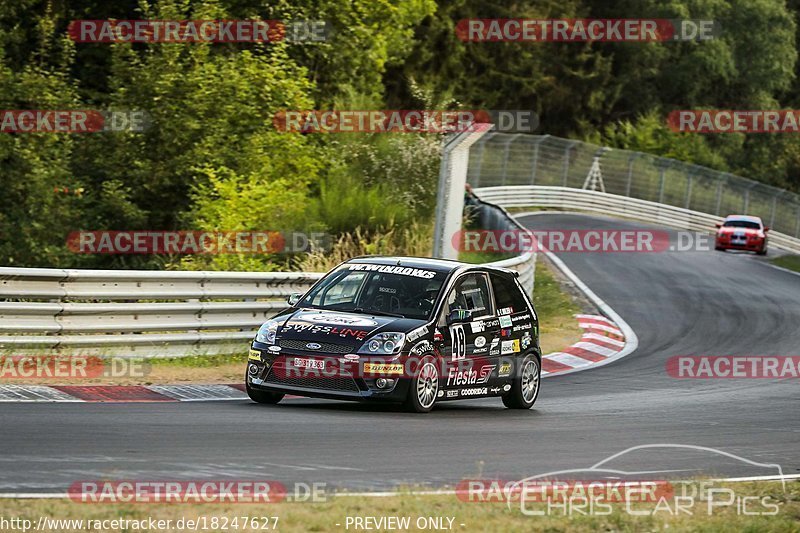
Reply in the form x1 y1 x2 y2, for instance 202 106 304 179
287 293 302 306
714 223 722 228
446 308 472 325
764 226 770 232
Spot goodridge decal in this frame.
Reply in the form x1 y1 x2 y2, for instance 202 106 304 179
348 264 437 279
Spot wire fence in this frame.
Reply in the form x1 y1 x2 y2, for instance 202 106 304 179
467 133 800 238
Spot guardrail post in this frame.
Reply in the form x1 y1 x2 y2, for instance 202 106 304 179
626 153 639 197
561 139 576 186
531 134 550 185
685 174 694 210
433 124 493 259
499 134 521 185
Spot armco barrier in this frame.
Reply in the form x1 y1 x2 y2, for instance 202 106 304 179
474 185 800 254
0 249 535 357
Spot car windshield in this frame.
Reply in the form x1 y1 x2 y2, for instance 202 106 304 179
723 220 761 230
298 264 448 320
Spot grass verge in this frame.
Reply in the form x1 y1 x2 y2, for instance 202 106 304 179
772 254 800 273
0 481 797 532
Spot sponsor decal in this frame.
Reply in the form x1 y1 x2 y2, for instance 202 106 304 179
447 365 496 386
407 325 429 342
305 342 321 350
248 349 262 361
410 340 434 356
501 328 512 337
433 328 444 342
502 383 511 392
363 363 404 375
512 339 521 353
512 313 531 323
292 357 325 370
512 323 531 333
501 340 515 355
499 315 513 328
446 389 459 398
347 264 437 279
474 336 487 348
298 313 377 327
498 306 513 316
378 286 397 293
268 346 281 352
282 322 369 340
489 337 501 356
470 321 485 333
498 361 512 377
490 386 502 393
460 387 488 396
521 332 532 350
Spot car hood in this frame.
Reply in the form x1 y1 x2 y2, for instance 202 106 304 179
274 308 427 349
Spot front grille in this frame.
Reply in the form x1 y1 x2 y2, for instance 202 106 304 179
278 339 352 354
264 371 360 393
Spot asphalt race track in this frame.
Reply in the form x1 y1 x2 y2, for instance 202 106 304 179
2 214 799 493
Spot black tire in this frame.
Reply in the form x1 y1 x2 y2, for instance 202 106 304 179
715 246 724 251
245 371 284 404
502 354 540 409
756 247 767 256
403 355 439 413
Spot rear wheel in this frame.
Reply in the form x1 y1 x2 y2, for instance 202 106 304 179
502 354 540 409
245 371 284 404
404 355 439 413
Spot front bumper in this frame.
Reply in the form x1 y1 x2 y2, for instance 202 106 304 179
247 342 410 402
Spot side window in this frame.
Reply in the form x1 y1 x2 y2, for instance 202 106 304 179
490 273 529 315
439 273 493 325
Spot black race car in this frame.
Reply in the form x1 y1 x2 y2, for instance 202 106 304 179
246 256 541 413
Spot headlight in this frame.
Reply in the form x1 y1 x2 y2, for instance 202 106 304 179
255 320 279 344
358 332 405 355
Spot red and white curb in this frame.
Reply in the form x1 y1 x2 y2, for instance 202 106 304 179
0 384 250 403
541 314 626 376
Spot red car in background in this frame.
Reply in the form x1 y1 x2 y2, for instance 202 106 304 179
715 215 769 255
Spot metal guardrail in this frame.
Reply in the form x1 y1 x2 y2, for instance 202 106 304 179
468 133 800 239
474 186 800 253
0 246 535 357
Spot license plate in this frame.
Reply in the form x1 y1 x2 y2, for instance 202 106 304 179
292 357 325 370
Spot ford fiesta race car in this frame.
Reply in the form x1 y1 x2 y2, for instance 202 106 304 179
715 215 769 255
246 257 541 413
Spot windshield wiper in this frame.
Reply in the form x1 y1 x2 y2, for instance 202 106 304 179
352 307 405 318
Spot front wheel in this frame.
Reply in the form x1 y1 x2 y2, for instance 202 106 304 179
404 355 439 413
502 355 540 409
756 246 768 256
246 372 284 405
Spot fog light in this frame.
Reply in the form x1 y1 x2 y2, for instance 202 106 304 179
248 363 260 375
375 378 395 389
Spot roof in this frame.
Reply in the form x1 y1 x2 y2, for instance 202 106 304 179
724 215 763 223
345 256 515 275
